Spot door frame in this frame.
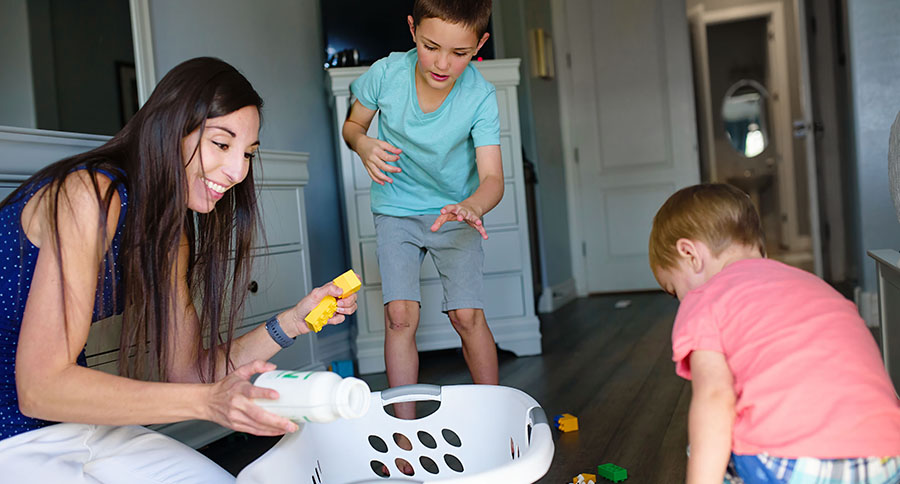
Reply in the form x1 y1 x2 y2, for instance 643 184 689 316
550 0 589 296
688 1 823 276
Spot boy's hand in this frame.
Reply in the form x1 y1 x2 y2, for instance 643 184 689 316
355 135 402 185
430 203 488 239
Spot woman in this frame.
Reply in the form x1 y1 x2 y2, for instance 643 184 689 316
0 57 356 482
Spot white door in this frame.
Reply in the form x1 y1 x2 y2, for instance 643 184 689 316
555 0 700 293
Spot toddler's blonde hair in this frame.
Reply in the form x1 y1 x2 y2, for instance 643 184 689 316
649 183 766 271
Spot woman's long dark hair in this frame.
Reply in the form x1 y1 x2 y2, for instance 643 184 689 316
4 57 263 382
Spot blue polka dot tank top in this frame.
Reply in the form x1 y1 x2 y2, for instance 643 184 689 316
0 168 127 441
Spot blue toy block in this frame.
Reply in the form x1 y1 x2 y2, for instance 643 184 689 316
330 359 354 378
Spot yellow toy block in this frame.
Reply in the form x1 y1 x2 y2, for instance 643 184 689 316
332 269 362 297
305 295 336 332
574 473 596 484
304 270 361 332
558 414 579 432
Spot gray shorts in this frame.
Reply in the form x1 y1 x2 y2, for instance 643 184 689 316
374 214 484 311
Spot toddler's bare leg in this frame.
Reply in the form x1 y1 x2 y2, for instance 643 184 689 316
384 300 420 419
448 308 498 384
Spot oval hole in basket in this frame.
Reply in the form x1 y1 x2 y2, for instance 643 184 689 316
444 453 465 473
368 435 388 453
510 437 515 459
441 428 462 447
393 432 413 451
369 460 390 478
395 458 415 476
420 456 440 474
527 423 533 445
382 400 440 419
417 431 437 449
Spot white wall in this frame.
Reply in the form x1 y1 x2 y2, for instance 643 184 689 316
847 0 900 292
0 0 37 128
147 0 351 343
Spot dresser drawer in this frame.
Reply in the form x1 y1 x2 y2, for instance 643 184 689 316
362 271 526 335
257 186 303 248
244 249 310 320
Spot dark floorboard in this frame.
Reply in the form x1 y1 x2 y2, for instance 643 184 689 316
199 292 687 482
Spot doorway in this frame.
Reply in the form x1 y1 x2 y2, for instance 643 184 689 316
688 1 822 275
552 0 701 294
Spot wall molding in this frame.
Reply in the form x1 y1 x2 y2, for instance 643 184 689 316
537 277 577 313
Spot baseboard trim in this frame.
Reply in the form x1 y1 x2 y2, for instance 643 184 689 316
854 287 880 328
537 278 578 313
316 328 353 366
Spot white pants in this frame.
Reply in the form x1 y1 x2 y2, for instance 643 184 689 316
0 423 234 484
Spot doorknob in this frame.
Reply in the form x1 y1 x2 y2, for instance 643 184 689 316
793 120 811 138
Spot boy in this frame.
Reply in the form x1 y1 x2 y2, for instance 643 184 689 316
341 0 500 418
649 183 900 484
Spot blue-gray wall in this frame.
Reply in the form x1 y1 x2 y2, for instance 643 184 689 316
847 0 900 292
148 0 350 336
496 0 573 292
0 0 37 128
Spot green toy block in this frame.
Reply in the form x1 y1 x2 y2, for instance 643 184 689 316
597 463 627 482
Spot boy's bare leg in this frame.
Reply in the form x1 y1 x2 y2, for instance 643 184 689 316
384 300 421 419
447 308 498 384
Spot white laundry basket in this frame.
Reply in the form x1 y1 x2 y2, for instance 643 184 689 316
236 384 554 484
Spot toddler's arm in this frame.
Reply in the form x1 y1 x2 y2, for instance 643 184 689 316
342 100 402 185
686 350 735 484
430 144 503 239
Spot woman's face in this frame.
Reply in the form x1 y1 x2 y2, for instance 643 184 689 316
181 105 260 213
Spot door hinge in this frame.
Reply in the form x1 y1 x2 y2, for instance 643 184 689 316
582 241 587 257
574 147 580 164
566 52 572 68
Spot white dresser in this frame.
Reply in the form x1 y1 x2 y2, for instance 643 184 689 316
326 59 543 375
0 127 318 448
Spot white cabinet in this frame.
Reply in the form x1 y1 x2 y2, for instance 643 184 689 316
0 127 317 447
326 59 543 374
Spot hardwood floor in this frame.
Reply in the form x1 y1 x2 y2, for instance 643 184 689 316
200 292 689 483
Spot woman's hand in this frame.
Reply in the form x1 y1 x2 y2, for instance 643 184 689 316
205 360 298 436
282 278 360 337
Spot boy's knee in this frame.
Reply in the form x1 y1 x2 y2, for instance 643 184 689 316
447 308 482 332
385 302 417 331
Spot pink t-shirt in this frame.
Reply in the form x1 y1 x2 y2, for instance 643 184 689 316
672 258 900 458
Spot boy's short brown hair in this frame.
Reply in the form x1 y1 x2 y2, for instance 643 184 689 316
412 0 492 38
649 183 766 271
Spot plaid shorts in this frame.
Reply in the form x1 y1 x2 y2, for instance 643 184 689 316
725 453 900 484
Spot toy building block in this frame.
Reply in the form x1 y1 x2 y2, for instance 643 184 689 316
330 359 354 378
553 413 579 432
573 473 596 484
305 295 337 332
597 463 627 482
332 270 362 296
305 270 361 332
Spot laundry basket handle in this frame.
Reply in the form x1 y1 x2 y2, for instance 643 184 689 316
379 384 442 405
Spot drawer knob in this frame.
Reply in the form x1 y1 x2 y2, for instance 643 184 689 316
248 280 259 293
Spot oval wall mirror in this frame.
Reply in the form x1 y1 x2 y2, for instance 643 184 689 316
721 79 770 158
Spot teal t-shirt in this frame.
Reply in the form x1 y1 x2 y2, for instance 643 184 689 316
350 49 501 216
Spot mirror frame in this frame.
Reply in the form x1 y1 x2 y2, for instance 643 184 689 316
129 0 156 106
721 78 770 158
